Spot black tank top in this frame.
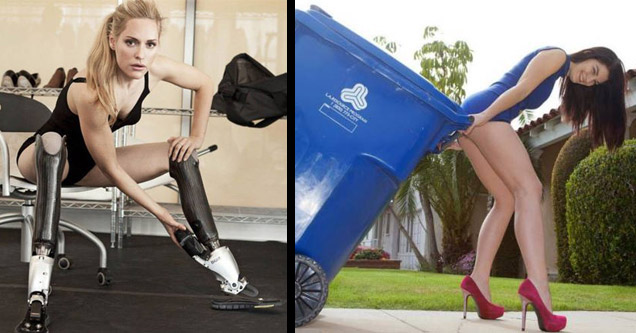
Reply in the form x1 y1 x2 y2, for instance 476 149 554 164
39 72 149 138
17 72 150 185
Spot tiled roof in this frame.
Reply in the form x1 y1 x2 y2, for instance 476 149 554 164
517 68 636 135
516 108 560 134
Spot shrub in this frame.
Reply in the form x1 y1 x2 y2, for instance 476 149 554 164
446 250 475 275
551 129 592 282
351 247 390 260
349 246 372 259
566 140 636 285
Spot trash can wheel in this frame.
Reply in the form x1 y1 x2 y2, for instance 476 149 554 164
295 254 328 327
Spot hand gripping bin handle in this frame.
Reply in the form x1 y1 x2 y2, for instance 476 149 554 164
434 115 474 152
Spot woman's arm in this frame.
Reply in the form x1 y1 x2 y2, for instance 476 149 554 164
464 49 567 135
150 55 216 162
72 85 185 243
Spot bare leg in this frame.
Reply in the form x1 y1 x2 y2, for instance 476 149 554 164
458 135 515 302
75 142 171 187
467 122 553 311
17 132 70 184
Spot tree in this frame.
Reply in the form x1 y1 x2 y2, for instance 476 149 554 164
374 36 439 271
411 27 479 267
387 203 428 268
375 27 479 270
393 156 443 272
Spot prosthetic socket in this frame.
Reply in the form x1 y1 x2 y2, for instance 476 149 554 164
169 153 249 295
29 133 67 305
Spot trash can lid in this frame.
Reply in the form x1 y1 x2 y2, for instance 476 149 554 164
296 6 465 123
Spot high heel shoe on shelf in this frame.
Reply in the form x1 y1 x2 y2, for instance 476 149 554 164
66 67 78 85
460 275 505 320
44 67 66 88
17 70 41 88
2 70 18 87
518 279 567 332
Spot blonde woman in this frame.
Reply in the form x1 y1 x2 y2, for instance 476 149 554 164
14 1 277 332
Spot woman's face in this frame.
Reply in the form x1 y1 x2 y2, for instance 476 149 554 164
109 18 159 80
569 59 609 87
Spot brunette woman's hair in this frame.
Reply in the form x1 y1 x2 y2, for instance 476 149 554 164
560 47 626 151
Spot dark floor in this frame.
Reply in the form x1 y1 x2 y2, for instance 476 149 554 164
0 228 287 332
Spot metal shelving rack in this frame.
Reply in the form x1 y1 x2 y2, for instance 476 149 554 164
0 86 287 248
0 198 111 211
0 87 286 119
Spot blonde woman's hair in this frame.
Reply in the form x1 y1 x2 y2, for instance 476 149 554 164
86 0 163 126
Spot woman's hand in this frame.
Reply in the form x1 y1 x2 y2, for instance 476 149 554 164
167 136 203 163
156 207 187 247
462 113 489 136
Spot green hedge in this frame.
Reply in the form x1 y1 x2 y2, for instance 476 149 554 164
566 140 636 285
551 129 591 282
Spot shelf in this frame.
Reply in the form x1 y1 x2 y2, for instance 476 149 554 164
0 87 286 120
140 107 226 117
0 87 62 96
124 203 287 225
0 198 287 226
0 198 112 210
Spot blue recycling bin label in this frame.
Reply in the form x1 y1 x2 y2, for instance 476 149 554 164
319 83 370 133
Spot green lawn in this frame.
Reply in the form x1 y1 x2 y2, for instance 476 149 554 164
326 268 636 311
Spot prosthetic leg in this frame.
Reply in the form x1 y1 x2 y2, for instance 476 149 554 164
170 153 281 310
16 133 66 333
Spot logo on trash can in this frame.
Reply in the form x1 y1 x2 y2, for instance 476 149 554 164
340 83 368 111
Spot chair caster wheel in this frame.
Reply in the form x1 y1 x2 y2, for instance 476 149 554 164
97 268 112 286
56 255 71 270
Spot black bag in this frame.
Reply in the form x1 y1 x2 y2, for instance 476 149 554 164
212 53 287 128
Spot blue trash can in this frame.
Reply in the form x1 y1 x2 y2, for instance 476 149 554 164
295 6 472 327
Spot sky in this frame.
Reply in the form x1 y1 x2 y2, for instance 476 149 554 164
295 0 636 129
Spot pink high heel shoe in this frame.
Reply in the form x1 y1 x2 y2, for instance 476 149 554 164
518 279 567 332
460 275 504 319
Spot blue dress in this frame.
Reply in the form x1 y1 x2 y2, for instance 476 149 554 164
461 46 570 123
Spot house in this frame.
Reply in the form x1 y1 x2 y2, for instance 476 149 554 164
360 71 636 279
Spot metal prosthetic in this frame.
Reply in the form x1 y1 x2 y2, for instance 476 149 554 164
16 133 66 333
169 153 256 296
175 229 252 295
